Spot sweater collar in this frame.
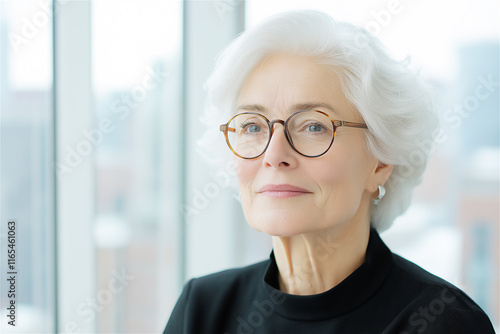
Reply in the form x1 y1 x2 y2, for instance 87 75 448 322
262 228 393 321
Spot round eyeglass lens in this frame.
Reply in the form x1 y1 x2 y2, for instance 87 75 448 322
227 113 270 158
287 110 334 157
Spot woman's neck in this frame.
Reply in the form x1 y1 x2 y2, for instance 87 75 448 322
272 219 370 295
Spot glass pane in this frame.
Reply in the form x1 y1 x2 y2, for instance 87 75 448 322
246 0 499 330
0 0 55 332
91 0 182 332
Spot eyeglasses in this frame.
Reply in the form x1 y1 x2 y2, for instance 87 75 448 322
219 109 368 159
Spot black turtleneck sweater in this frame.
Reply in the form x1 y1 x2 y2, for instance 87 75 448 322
163 229 495 334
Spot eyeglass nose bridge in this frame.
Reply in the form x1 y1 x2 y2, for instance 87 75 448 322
268 119 285 134
266 118 296 150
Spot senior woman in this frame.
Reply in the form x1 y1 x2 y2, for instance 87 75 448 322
164 10 495 334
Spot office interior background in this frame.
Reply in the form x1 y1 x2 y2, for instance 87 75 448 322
0 0 498 333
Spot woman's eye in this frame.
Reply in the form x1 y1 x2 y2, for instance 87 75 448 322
240 122 262 134
306 123 325 132
247 125 261 133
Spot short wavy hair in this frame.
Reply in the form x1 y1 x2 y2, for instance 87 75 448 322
200 10 439 231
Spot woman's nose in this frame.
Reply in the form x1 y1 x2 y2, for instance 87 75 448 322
262 122 298 168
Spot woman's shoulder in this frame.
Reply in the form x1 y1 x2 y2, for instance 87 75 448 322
390 253 481 307
384 253 495 333
187 257 270 296
163 258 272 334
390 253 473 295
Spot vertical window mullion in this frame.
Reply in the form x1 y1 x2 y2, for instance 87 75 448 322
54 1 95 332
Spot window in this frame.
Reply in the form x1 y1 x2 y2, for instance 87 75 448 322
0 0 55 332
91 1 182 332
55 1 247 332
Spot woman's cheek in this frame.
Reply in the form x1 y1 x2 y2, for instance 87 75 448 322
234 160 249 186
234 161 258 204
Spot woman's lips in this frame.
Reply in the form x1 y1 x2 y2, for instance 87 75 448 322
258 184 311 198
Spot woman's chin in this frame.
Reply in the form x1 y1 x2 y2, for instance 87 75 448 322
246 213 315 237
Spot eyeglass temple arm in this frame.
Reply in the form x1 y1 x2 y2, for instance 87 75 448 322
334 120 368 129
219 124 236 133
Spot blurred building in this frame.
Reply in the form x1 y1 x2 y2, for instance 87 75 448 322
456 42 499 326
0 13 56 331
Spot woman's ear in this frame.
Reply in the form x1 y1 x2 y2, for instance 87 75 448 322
367 162 393 193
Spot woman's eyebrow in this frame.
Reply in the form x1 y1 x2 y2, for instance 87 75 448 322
291 102 337 114
238 102 337 115
236 102 337 115
237 104 268 113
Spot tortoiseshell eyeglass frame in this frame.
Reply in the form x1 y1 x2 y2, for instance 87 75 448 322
219 109 368 159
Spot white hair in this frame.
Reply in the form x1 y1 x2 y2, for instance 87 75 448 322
199 10 439 231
